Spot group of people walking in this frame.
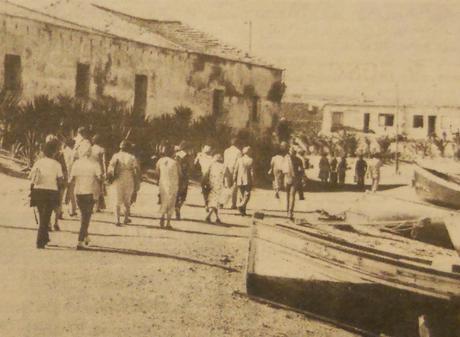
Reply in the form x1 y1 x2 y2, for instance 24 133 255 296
29 127 140 249
268 142 307 220
195 138 255 223
267 145 385 220
28 131 259 250
29 128 385 250
317 152 382 192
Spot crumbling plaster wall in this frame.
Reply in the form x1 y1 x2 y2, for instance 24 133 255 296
0 13 283 129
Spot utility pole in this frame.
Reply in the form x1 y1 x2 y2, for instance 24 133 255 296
245 21 253 54
395 84 400 174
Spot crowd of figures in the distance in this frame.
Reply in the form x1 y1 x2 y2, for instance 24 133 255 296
28 126 384 250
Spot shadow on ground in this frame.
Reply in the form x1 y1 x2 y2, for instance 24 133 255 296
47 244 240 273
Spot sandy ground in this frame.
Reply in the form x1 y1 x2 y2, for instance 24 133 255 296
0 171 361 336
0 159 421 337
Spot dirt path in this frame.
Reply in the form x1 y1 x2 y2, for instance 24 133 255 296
0 170 358 337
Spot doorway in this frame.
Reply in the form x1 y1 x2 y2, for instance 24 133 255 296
428 116 436 136
363 113 370 133
133 74 148 115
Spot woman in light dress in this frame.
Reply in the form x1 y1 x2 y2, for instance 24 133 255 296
155 145 181 228
63 138 77 216
91 134 107 212
69 141 102 249
107 141 140 226
204 154 225 224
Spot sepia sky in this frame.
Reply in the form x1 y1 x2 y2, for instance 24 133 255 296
13 0 460 104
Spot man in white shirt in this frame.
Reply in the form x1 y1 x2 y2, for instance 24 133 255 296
368 154 383 193
223 138 242 209
195 145 213 209
233 146 254 216
73 126 92 162
268 145 285 199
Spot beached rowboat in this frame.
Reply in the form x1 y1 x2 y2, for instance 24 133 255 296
246 219 460 337
413 164 460 209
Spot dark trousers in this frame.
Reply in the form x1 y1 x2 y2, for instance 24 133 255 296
176 182 188 211
237 185 251 213
201 181 210 208
338 172 346 185
296 178 304 200
330 172 338 185
35 189 59 247
356 175 365 190
76 194 94 242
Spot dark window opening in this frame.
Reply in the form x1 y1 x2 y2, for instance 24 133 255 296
363 113 370 132
332 111 344 127
413 115 424 128
4 54 22 91
75 63 90 98
133 74 148 115
212 89 224 116
378 113 394 127
251 96 259 122
428 116 436 136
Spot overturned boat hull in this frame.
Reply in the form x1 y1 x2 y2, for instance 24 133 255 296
247 220 460 337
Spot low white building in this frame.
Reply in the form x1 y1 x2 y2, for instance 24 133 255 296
321 102 460 139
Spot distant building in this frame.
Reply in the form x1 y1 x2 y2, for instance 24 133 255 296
280 101 322 132
0 0 284 130
321 102 460 139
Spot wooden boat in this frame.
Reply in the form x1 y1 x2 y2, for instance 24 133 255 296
413 164 460 209
246 218 460 337
444 214 460 256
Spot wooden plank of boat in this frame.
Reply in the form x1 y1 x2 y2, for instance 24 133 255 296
444 214 460 257
247 219 460 337
413 165 460 209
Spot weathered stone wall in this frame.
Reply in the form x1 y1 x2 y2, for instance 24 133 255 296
0 13 283 129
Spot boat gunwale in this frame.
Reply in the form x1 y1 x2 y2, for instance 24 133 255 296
252 222 456 300
415 164 460 193
272 222 460 282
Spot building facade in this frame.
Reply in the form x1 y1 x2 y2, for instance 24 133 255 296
0 1 284 130
321 102 460 139
280 101 322 132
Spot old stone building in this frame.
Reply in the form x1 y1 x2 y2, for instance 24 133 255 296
0 0 284 129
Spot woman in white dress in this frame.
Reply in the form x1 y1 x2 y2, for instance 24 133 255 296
155 145 181 228
107 141 140 226
204 154 225 224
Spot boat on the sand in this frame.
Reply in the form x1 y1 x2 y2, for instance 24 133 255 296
246 218 460 337
413 163 460 209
